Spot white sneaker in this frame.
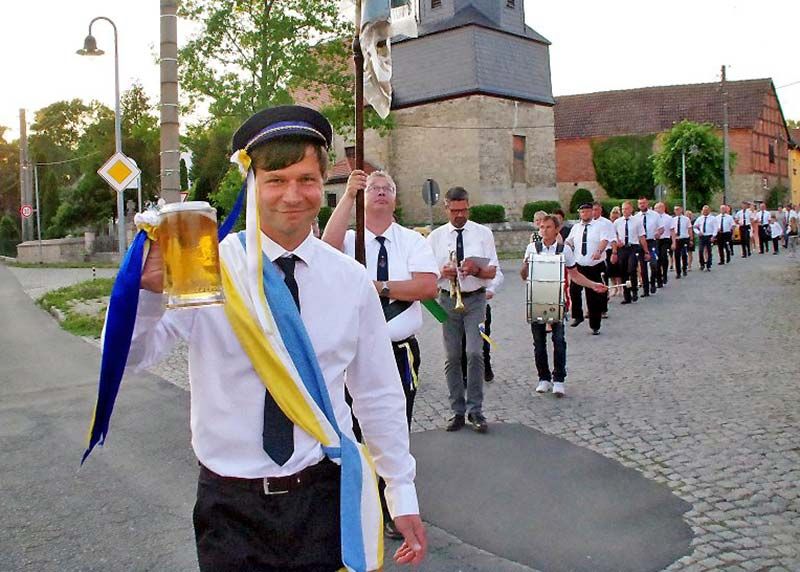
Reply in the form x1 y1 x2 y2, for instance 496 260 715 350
552 382 566 397
535 380 552 394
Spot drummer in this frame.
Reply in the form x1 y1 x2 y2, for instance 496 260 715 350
520 215 607 397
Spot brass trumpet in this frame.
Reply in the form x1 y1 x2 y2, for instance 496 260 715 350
449 250 465 313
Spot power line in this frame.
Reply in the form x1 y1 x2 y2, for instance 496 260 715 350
32 151 100 167
777 80 800 89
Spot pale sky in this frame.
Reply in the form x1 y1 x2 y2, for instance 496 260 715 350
1 0 798 142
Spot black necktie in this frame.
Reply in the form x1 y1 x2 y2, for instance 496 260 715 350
581 223 589 255
375 236 389 308
643 214 647 236
677 217 681 237
703 217 707 234
455 229 465 264
263 255 299 465
625 219 629 245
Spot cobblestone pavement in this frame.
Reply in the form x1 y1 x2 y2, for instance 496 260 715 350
7 253 800 571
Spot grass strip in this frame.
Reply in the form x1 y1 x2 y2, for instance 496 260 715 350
37 278 115 338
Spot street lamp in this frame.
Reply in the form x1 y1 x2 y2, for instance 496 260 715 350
77 16 126 255
681 144 700 211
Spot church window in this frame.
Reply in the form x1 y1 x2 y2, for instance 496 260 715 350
769 143 775 164
431 0 441 8
513 135 526 183
506 0 515 7
326 193 337 208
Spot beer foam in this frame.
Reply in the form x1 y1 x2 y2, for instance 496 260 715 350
134 210 160 228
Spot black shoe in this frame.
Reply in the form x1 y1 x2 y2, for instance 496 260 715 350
446 415 465 432
569 318 584 328
676 274 681 279
683 271 688 277
706 267 711 271
642 292 650 297
484 367 494 383
384 520 404 540
621 299 632 305
632 293 639 302
591 329 600 335
650 285 657 294
467 412 488 433
601 312 608 319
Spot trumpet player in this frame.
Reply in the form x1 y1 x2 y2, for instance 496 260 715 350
427 187 499 434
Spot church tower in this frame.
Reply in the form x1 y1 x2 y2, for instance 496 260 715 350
376 0 558 222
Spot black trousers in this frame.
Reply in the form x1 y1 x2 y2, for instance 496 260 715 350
618 246 639 302
194 462 343 572
759 225 769 253
674 238 689 276
698 235 713 269
772 237 780 254
569 263 605 330
717 232 732 263
739 226 751 257
657 238 671 285
639 239 658 291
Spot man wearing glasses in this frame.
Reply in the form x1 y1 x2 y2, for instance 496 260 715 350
426 187 499 434
323 169 439 539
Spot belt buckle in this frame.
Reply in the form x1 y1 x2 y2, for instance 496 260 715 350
263 478 289 496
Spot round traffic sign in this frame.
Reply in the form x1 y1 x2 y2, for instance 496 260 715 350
422 179 440 206
19 204 33 218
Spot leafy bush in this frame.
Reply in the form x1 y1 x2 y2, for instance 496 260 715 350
569 188 594 213
318 206 333 230
591 134 656 199
469 204 505 223
765 185 789 209
0 214 19 241
522 201 562 221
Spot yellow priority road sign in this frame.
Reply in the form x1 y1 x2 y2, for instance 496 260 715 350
97 152 141 192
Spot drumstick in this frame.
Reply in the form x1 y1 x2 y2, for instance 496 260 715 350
606 280 632 291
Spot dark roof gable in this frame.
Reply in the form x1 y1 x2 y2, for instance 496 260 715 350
554 79 775 140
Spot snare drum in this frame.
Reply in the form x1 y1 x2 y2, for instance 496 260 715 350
526 254 566 324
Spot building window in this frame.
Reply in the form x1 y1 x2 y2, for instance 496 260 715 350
506 0 515 7
431 0 441 8
769 143 775 164
513 135 526 183
326 193 337 208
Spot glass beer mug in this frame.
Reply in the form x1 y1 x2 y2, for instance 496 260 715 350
158 201 224 308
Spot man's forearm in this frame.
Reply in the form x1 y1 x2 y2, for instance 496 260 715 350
379 274 438 301
320 194 356 251
569 269 599 289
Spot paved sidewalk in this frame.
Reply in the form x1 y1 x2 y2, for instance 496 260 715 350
6 252 800 571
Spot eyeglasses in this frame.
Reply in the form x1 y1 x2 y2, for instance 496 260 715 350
366 185 395 194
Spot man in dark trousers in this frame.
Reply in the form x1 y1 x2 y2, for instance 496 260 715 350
693 205 718 271
757 202 771 254
565 203 609 334
716 204 734 265
633 197 662 296
735 201 752 258
611 201 650 303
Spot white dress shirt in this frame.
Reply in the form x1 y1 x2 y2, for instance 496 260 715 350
427 220 499 293
593 215 617 250
694 214 718 237
659 213 674 240
566 220 608 267
524 240 576 268
736 209 750 226
717 213 734 233
757 210 770 226
671 215 692 239
343 223 439 342
634 210 662 240
124 232 419 516
770 222 782 238
613 215 645 246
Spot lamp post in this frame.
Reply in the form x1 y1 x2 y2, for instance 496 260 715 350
77 16 126 254
681 144 700 211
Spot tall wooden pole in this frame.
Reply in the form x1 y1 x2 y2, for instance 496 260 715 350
353 0 366 265
160 0 181 204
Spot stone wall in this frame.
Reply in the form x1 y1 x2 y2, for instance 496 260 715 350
17 238 88 264
485 221 535 254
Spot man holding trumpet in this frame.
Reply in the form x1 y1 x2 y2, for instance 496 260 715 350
427 187 499 434
521 215 608 397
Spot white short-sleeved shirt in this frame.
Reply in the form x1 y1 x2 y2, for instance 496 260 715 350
344 223 439 341
614 216 645 246
694 214 718 237
427 220 499 293
524 240 576 268
671 215 692 239
634 210 662 240
566 220 608 267
659 213 674 239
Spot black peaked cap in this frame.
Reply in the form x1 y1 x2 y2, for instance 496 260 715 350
231 105 333 154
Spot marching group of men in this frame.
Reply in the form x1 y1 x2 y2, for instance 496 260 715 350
125 104 798 570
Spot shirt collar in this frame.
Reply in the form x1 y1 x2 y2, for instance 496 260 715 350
261 230 316 265
447 221 469 233
366 222 396 244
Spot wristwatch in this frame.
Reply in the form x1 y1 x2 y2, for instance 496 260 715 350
379 281 390 298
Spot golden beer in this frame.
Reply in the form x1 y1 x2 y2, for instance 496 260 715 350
159 201 224 308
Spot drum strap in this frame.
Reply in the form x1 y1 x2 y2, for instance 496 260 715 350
534 241 564 255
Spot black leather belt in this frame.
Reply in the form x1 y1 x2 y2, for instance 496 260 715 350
440 287 485 299
200 458 338 495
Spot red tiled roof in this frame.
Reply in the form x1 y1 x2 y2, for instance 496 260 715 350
790 128 800 148
554 78 775 140
327 153 379 184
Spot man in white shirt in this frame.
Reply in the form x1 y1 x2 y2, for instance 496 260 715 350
671 205 693 278
782 204 797 249
520 215 607 397
565 203 609 334
693 204 718 271
427 187 499 434
735 201 752 258
592 201 617 318
757 202 771 254
611 201 650 303
322 169 439 540
633 197 662 296
134 106 426 570
716 204 734 265
654 202 673 287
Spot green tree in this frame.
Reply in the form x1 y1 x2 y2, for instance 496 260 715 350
0 127 20 216
591 134 656 198
787 119 799 129
209 165 246 231
652 121 735 209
